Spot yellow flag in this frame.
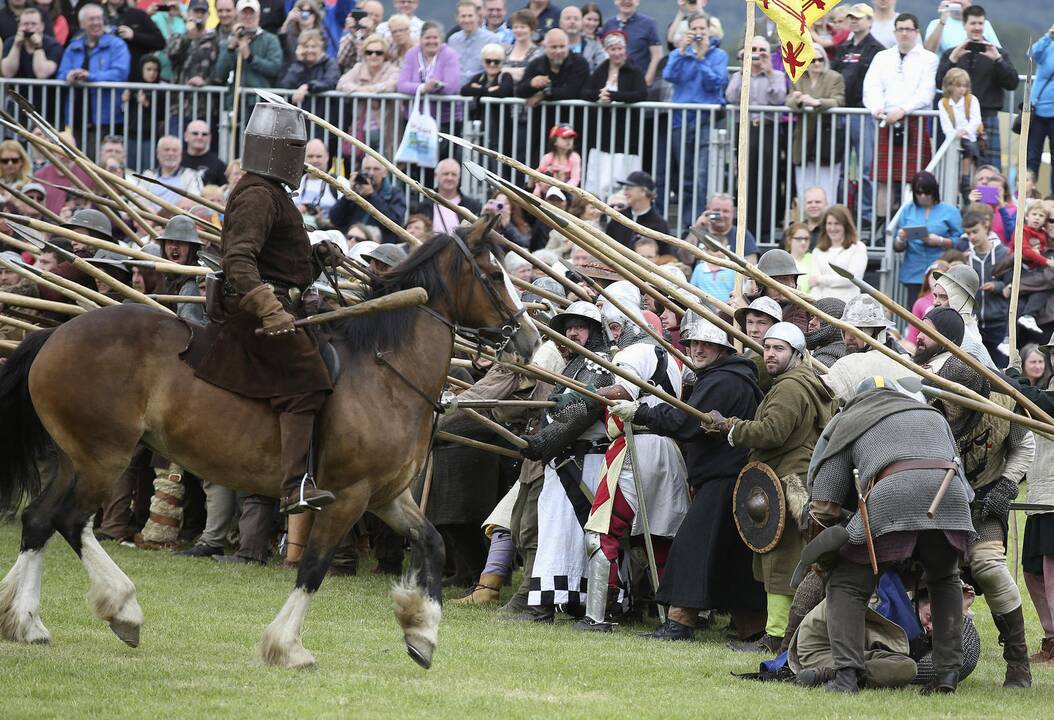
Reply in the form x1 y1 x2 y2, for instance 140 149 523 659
757 0 844 82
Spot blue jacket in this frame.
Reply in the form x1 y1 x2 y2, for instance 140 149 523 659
1031 35 1054 119
893 201 963 284
662 46 727 128
56 33 131 126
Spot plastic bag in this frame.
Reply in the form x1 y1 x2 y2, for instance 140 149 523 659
394 87 439 168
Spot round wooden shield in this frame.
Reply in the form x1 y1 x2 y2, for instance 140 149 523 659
732 461 786 554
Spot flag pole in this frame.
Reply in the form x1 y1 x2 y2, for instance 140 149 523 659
734 0 756 302
1007 49 1034 369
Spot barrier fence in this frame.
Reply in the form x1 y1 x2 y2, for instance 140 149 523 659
1 78 989 298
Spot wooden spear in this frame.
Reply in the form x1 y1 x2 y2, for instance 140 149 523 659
733 0 757 297
827 262 1054 427
899 377 1054 440
534 322 713 425
463 408 530 449
0 291 85 315
302 165 420 247
1007 56 1034 368
0 313 41 332
131 172 226 214
509 275 572 308
434 430 521 459
0 182 65 224
0 254 99 309
708 237 1054 431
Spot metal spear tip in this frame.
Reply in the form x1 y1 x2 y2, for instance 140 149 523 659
254 89 294 108
7 222 46 249
461 159 488 183
828 263 856 281
438 132 472 149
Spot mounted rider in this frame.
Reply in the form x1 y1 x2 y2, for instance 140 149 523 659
190 101 335 514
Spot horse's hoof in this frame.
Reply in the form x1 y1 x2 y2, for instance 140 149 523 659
109 619 140 648
406 638 434 669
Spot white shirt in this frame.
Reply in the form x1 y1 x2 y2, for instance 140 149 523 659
870 17 896 49
863 43 938 115
809 241 869 302
376 15 424 43
937 93 983 142
613 342 683 406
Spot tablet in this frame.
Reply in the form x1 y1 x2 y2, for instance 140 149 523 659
902 225 929 242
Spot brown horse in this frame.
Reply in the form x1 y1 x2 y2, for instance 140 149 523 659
0 229 539 669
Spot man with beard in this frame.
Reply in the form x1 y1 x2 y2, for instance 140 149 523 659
806 377 976 693
912 306 965 373
805 297 847 368
574 281 689 631
610 312 767 642
516 301 616 623
822 294 915 402
931 357 1035 688
931 263 997 370
708 322 838 652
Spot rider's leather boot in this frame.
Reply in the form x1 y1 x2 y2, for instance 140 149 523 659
278 413 335 514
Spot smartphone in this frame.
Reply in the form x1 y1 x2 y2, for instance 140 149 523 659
976 185 999 205
946 2 962 18
902 225 929 242
966 41 988 53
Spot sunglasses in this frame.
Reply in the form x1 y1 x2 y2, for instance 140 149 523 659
792 235 810 241
484 58 502 65
364 49 385 56
0 158 21 165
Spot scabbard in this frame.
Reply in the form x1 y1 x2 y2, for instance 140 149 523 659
858 497 879 575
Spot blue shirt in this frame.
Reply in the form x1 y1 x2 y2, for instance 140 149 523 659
487 22 515 45
601 12 660 74
1031 35 1054 118
662 46 728 128
690 262 736 310
448 27 501 86
893 201 963 284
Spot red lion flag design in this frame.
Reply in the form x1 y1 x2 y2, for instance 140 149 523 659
758 0 844 81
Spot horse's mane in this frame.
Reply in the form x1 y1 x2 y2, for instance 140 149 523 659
334 233 463 353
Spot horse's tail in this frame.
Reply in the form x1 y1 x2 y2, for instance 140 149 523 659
0 329 55 513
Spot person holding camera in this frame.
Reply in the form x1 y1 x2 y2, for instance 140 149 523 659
327 154 407 243
924 0 1000 55
215 0 283 113
168 0 224 85
0 8 61 80
935 5 1018 168
278 0 324 70
99 0 165 82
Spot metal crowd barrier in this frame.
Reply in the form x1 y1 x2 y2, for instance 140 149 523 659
2 78 977 297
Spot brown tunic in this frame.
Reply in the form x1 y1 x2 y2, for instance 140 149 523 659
192 173 332 400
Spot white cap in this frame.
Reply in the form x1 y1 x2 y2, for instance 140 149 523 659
236 0 260 13
545 186 567 203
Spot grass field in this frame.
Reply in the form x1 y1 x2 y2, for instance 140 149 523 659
0 521 1050 720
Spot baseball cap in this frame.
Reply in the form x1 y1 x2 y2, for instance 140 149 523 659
846 3 874 18
545 186 567 202
616 170 656 192
188 0 209 10
236 0 261 13
21 182 46 198
549 124 577 139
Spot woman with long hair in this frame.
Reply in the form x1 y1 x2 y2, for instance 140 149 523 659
0 140 31 188
580 3 602 40
809 204 867 301
278 0 326 70
503 10 541 83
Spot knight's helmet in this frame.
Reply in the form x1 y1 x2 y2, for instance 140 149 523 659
241 102 308 187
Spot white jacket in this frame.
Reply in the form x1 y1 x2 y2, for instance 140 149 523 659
863 43 938 115
809 241 869 302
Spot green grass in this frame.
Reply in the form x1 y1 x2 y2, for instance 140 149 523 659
0 521 1049 720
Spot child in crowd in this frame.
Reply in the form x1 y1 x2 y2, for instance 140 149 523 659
811 7 848 61
1015 201 1054 335
962 203 1012 365
533 124 582 197
937 68 983 192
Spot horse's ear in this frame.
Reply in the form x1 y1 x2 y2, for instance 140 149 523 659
461 211 501 253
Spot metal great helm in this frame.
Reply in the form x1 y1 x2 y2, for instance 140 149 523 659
241 102 308 187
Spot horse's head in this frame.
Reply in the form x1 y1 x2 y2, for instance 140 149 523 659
442 214 540 361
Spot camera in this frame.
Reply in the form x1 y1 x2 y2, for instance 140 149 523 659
237 26 254 37
751 52 761 61
691 33 706 42
706 211 721 221
353 172 371 187
303 203 319 215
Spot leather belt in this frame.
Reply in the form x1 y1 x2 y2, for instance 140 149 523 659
877 459 958 483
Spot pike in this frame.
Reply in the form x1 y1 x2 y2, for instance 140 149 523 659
475 165 761 355
828 262 1054 429
898 376 1054 441
0 182 65 224
535 322 713 425
1 214 208 276
0 313 41 333
509 275 571 308
439 132 739 274
434 430 521 459
4 94 157 242
131 172 226 214
253 287 428 335
467 161 736 318
302 165 420 246
463 409 530 450
0 291 85 316
0 253 100 309
624 421 665 623
445 399 556 409
703 236 1047 418
1007 56 1034 368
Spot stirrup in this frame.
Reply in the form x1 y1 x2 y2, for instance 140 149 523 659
282 473 332 514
